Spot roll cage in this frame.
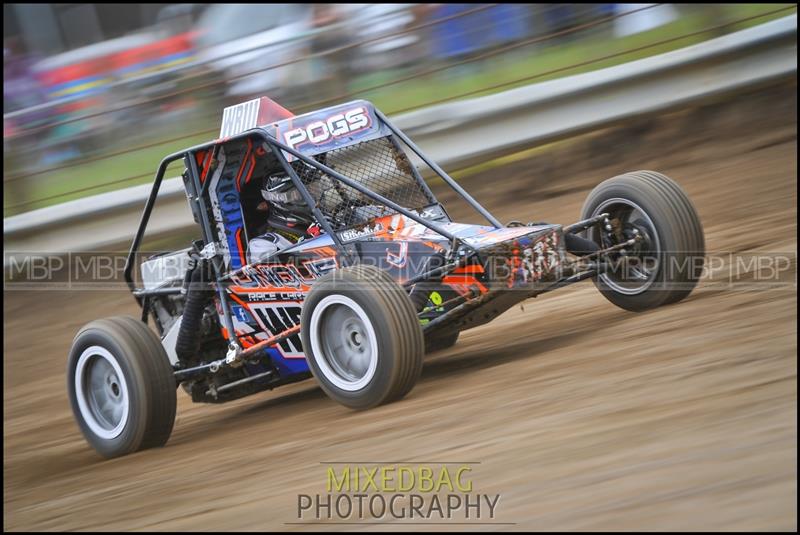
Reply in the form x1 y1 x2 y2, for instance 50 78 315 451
123 107 506 346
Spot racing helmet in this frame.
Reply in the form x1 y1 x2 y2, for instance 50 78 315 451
260 171 315 237
261 172 303 206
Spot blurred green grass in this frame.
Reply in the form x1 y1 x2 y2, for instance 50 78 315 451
3 3 794 217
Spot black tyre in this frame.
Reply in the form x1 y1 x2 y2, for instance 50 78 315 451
580 170 705 311
300 265 424 410
425 331 460 354
67 316 177 458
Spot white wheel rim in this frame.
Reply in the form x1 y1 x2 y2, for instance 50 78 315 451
309 295 379 392
74 346 130 439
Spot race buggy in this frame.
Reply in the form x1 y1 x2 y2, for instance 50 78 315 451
68 97 705 458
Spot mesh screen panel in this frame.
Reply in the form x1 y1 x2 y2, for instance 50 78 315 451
293 137 435 230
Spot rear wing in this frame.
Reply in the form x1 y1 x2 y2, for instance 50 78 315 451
219 98 390 161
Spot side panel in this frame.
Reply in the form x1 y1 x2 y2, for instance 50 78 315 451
207 145 249 270
221 244 340 376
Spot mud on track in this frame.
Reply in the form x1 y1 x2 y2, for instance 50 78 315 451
4 83 797 531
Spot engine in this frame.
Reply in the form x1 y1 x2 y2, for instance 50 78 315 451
140 248 224 365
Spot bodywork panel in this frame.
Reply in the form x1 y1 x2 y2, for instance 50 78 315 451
217 214 565 377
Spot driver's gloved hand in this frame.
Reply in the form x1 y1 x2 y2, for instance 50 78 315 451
248 232 294 263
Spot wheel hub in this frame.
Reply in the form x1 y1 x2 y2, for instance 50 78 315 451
310 295 380 392
594 198 661 295
74 346 130 440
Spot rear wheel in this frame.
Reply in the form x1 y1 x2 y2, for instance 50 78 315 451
580 171 705 311
67 316 177 458
301 265 424 409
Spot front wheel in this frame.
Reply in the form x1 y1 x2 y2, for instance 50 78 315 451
67 316 177 458
580 171 705 311
301 265 424 410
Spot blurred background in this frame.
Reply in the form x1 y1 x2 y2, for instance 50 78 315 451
2 3 793 217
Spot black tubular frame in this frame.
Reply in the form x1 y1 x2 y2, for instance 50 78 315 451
123 111 510 344
264 136 477 252
375 109 503 229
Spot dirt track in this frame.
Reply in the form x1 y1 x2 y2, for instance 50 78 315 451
4 84 797 531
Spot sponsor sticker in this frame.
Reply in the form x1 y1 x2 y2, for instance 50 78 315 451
337 223 384 243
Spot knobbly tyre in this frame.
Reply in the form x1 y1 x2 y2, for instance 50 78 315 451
67 97 705 458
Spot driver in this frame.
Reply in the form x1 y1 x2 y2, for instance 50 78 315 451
247 172 320 263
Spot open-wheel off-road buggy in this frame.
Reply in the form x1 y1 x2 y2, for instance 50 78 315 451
68 97 705 458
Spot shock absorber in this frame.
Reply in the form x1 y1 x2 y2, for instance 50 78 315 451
175 259 214 363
